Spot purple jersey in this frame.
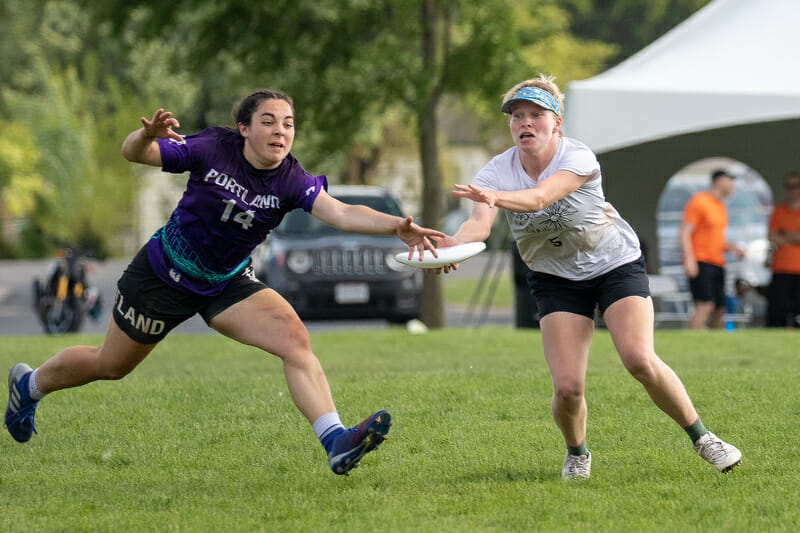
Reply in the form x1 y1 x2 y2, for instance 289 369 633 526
146 126 327 296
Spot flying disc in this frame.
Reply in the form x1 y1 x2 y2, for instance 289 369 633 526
395 241 486 268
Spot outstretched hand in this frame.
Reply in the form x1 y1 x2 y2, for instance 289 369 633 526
453 184 498 208
141 109 184 142
396 216 445 261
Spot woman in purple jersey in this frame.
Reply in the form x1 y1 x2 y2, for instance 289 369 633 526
5 89 444 476
436 75 741 480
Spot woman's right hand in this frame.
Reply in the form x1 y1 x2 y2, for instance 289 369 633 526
141 109 184 142
453 184 498 208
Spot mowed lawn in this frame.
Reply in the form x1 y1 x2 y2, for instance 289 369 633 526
0 328 798 532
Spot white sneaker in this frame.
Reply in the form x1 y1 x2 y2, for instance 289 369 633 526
561 452 591 480
694 432 742 473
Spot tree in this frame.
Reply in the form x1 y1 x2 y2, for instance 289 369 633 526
0 0 202 257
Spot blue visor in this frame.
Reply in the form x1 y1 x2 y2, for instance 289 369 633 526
501 87 562 116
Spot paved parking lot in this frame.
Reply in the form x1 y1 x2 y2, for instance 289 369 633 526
0 252 512 336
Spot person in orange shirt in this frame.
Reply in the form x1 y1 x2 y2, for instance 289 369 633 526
766 171 800 327
679 169 746 329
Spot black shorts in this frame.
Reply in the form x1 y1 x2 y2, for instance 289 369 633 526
766 272 800 327
526 255 650 319
688 261 726 308
113 247 267 344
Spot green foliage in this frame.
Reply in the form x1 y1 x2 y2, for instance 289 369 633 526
0 0 711 259
3 58 137 257
0 329 798 531
561 0 712 67
0 123 43 216
83 0 614 170
465 1 618 142
0 0 200 258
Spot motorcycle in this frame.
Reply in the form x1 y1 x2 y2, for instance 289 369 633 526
32 248 103 334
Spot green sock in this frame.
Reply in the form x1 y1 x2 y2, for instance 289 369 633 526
567 441 589 456
683 418 708 444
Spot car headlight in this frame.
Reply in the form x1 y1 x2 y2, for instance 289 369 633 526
287 251 312 274
386 251 411 272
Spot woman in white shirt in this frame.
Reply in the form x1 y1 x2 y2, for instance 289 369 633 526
440 75 741 480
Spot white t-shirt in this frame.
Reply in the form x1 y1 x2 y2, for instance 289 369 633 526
473 137 641 280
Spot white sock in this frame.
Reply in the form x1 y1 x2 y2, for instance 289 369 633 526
312 412 344 441
28 368 47 401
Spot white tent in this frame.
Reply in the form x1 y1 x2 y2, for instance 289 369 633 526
564 0 800 154
562 0 800 271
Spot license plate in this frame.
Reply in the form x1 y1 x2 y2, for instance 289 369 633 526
334 283 370 304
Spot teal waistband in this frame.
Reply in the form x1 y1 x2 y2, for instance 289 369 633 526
154 218 250 285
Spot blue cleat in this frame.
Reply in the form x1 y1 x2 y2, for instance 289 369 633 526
328 410 391 475
5 363 39 443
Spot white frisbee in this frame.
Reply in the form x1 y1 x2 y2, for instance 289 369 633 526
395 241 486 268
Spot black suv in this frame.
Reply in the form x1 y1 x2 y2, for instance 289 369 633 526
252 186 423 322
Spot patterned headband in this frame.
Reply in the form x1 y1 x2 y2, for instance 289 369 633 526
501 86 562 116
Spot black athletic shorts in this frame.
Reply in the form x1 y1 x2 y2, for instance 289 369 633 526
688 261 726 308
526 255 650 320
113 246 267 344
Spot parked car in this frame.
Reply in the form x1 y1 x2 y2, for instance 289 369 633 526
252 185 423 322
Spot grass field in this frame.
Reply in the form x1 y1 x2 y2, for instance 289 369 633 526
444 274 514 307
1 328 798 532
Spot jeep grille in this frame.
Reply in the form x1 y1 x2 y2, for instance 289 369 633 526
312 248 390 275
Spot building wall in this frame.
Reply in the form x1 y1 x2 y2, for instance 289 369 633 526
136 169 186 245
